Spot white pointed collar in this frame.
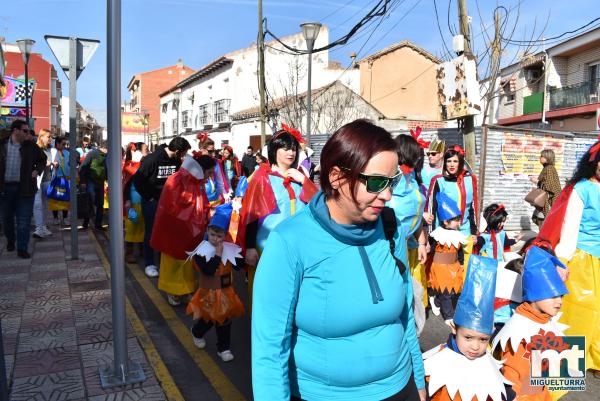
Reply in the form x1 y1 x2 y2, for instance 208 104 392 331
491 312 568 353
424 346 509 401
430 227 468 248
186 240 242 266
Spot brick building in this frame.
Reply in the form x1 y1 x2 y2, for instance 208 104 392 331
126 60 194 145
1 42 62 134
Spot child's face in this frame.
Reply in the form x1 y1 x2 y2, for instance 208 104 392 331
444 218 461 230
207 227 225 246
453 326 490 360
531 296 563 317
497 217 506 231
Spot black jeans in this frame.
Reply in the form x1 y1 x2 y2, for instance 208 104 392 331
290 374 420 401
83 184 104 228
192 319 231 352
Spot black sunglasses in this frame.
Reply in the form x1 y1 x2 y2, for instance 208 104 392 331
342 167 401 194
426 152 439 156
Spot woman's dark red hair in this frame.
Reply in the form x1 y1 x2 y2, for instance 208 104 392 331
320 119 397 203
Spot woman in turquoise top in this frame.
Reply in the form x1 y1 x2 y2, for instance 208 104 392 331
425 145 478 237
554 140 600 375
388 134 429 329
252 120 425 401
237 127 318 311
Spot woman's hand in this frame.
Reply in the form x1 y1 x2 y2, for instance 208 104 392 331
417 244 428 264
245 248 259 266
423 212 434 225
418 388 427 401
286 168 306 184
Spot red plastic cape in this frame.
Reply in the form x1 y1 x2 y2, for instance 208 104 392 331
235 164 318 253
150 169 210 260
424 171 479 229
533 184 575 250
122 160 140 188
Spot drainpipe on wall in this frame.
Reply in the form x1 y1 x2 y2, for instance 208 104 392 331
541 39 549 125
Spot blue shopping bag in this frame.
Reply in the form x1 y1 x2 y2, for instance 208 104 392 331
47 176 70 202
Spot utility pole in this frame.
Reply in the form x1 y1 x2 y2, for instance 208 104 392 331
486 9 501 125
457 0 476 168
258 0 267 148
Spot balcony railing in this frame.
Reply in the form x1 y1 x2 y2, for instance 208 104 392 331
523 92 544 114
214 99 231 123
549 79 600 110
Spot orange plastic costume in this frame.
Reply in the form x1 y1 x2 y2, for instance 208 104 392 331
186 257 245 325
496 303 553 401
429 243 464 293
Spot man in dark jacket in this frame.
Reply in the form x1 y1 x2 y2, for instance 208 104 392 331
0 120 46 258
133 137 191 277
241 145 257 177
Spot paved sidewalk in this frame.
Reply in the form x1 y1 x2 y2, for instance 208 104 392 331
1 226 168 401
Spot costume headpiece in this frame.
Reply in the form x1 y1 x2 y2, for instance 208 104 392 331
209 203 233 232
235 176 248 198
589 141 600 162
197 132 209 143
522 246 568 302
428 138 446 153
410 126 430 149
454 255 498 335
449 145 465 157
436 191 461 222
279 123 305 144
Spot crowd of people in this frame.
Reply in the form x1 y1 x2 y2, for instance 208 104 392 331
2 116 599 400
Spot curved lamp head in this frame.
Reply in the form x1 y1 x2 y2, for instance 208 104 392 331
16 39 36 65
300 22 322 51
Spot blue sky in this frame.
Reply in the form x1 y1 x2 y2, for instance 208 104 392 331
2 0 596 126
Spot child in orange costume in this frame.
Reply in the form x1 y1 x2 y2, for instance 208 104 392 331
424 255 509 401
429 192 468 326
186 203 245 362
492 246 569 401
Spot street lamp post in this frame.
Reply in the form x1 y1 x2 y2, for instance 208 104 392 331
300 22 321 148
16 39 35 127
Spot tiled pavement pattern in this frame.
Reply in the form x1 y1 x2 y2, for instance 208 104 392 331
1 227 167 401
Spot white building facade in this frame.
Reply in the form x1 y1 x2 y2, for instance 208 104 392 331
159 27 360 154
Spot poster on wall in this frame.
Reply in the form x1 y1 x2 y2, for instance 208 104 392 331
121 112 146 135
500 132 564 176
0 76 36 107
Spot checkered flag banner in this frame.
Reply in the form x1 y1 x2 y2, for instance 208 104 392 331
14 81 35 103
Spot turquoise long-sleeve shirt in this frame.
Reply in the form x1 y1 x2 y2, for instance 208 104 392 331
252 193 425 401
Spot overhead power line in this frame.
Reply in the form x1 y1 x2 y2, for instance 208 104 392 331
502 16 600 45
265 0 393 54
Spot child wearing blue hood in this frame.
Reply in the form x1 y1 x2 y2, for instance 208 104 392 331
424 254 509 401
428 192 469 326
186 203 245 362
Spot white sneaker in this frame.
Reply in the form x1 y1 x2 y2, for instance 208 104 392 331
217 350 234 362
191 330 206 349
41 226 53 236
145 265 159 278
167 294 181 306
430 296 440 316
62 217 71 226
